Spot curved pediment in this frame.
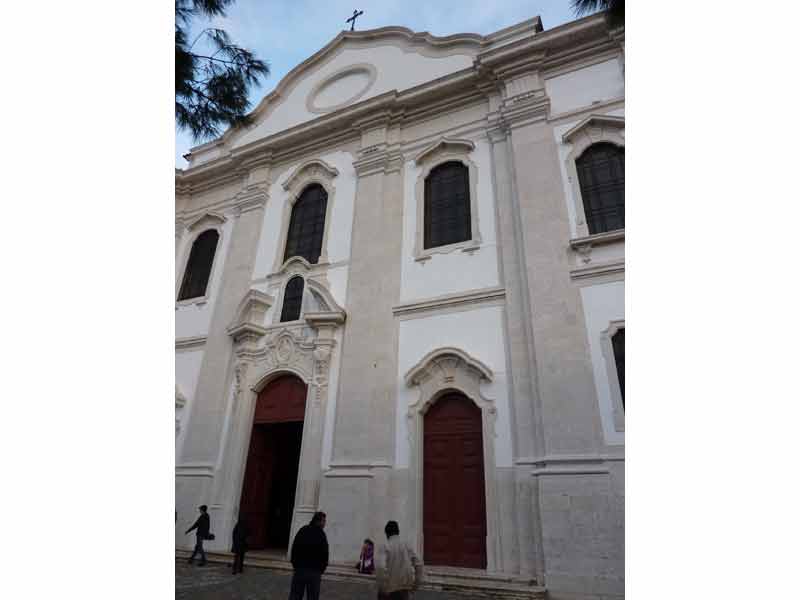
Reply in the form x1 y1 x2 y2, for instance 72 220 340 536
562 114 624 145
405 347 493 387
414 137 476 166
304 279 346 327
187 211 226 232
283 158 339 194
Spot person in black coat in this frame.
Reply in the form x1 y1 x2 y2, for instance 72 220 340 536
288 511 329 600
231 516 249 574
186 505 211 566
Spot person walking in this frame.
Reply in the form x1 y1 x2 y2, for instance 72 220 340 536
376 521 423 600
231 516 249 574
186 505 211 566
288 511 329 600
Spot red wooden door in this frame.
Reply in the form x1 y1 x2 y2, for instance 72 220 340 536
254 375 307 423
239 425 275 548
423 392 486 568
239 375 307 549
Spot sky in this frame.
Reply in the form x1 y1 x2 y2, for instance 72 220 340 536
176 0 579 168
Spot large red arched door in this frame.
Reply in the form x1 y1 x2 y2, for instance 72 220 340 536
239 374 306 550
423 392 487 568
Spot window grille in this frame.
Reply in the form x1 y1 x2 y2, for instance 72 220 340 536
177 229 219 300
576 143 625 234
424 161 471 249
284 184 328 264
280 276 304 322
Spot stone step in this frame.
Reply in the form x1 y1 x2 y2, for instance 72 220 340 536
177 549 546 599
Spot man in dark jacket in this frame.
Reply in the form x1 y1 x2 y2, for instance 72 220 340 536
231 516 249 574
186 505 211 566
288 511 328 600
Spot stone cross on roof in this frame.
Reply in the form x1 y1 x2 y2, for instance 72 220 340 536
346 9 364 31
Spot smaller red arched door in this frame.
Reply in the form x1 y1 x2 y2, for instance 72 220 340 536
239 375 306 550
423 392 487 568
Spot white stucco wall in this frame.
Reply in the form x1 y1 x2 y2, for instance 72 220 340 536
175 348 206 459
252 150 357 281
175 219 235 339
545 58 624 117
579 280 625 445
400 138 500 302
395 306 513 468
554 107 625 238
231 44 474 153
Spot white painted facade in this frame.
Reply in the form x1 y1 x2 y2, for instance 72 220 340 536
176 13 625 600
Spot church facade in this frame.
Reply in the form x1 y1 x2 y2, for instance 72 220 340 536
175 12 624 600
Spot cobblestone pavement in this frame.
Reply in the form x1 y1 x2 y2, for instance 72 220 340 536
176 560 477 600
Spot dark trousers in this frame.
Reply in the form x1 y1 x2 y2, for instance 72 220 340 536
288 568 321 600
233 550 246 573
189 534 207 564
378 592 410 600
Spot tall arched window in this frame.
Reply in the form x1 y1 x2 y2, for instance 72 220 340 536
424 161 471 249
280 276 305 322
178 229 219 300
284 184 328 264
576 143 625 234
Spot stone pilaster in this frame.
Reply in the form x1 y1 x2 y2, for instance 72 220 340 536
321 121 405 560
177 168 269 472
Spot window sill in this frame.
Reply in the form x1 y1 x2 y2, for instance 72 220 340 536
569 229 624 250
175 296 209 309
414 240 481 263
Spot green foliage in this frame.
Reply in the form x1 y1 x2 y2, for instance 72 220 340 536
176 0 269 141
571 0 625 27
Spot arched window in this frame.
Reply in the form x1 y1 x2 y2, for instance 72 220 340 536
178 229 219 300
424 161 471 249
576 143 625 234
280 276 305 322
612 327 625 408
284 184 328 264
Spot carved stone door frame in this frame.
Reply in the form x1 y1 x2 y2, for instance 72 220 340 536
404 347 503 572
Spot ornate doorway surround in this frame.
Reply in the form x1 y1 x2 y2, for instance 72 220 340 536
404 347 502 572
221 282 345 556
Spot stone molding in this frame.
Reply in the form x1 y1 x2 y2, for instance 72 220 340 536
569 259 625 282
175 335 207 350
569 229 625 268
187 212 226 232
176 463 215 478
562 114 625 238
176 385 187 435
272 159 339 273
414 137 475 166
306 63 378 115
600 319 625 432
226 289 274 344
412 138 482 261
353 147 404 177
404 347 504 572
393 286 505 318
